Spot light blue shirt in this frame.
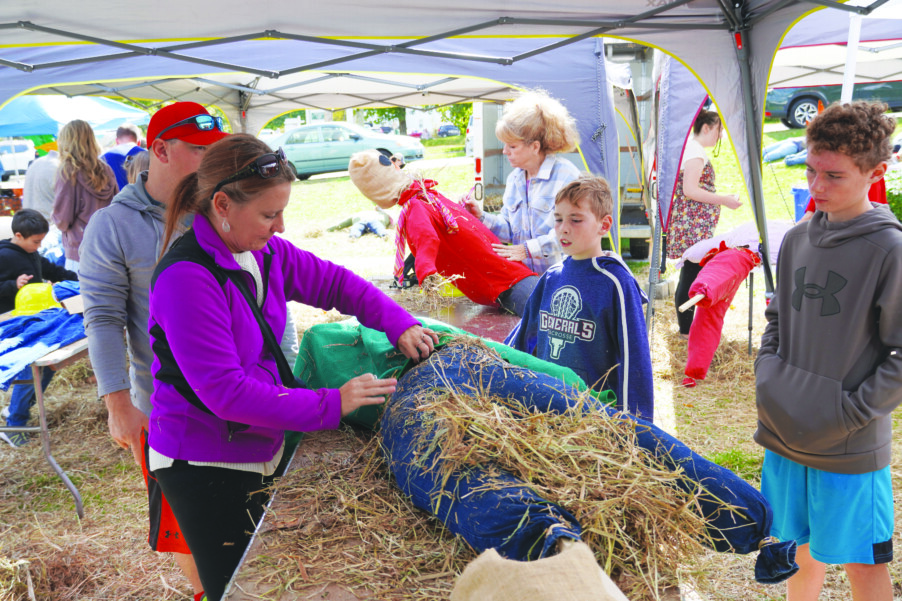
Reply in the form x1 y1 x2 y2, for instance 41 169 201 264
482 154 581 274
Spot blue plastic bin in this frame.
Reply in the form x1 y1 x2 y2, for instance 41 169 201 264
791 185 810 222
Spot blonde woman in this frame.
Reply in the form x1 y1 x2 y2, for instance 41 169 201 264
125 148 150 184
464 89 581 275
52 119 118 271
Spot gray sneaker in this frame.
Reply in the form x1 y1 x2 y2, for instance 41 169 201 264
0 431 29 448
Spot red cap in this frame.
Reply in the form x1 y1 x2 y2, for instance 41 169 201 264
146 102 229 147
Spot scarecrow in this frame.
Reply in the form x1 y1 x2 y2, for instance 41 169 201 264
296 319 799 598
348 149 537 315
676 221 792 387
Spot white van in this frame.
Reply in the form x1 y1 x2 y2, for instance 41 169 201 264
0 139 36 180
464 114 474 157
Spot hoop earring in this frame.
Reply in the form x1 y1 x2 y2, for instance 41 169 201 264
222 219 231 233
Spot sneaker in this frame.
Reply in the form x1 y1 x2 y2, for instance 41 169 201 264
0 406 8 419
0 431 29 448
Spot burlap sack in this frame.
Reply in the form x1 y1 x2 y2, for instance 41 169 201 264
451 541 629 601
348 148 411 209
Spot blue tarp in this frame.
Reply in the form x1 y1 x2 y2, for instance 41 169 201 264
0 282 85 390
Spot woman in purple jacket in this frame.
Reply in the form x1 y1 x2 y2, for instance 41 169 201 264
147 135 437 600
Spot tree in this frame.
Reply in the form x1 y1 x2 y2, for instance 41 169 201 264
433 103 472 132
265 110 307 132
360 107 408 134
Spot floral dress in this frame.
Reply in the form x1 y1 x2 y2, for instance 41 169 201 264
666 160 719 260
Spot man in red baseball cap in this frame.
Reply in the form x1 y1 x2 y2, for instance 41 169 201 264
79 101 228 601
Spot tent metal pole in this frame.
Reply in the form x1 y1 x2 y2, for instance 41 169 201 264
645 201 662 331
733 24 775 295
748 272 755 355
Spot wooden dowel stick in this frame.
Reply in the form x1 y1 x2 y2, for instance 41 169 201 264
678 293 705 313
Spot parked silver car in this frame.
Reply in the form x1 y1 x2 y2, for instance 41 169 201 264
267 122 424 180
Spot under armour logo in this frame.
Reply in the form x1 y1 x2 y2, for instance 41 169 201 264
791 267 846 316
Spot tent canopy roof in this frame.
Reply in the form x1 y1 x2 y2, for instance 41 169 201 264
1 0 896 293
770 2 902 88
0 0 815 115
0 94 150 136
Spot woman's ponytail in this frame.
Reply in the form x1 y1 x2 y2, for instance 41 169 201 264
161 172 200 255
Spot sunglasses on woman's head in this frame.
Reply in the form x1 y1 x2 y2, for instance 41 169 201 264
156 114 225 141
211 147 288 198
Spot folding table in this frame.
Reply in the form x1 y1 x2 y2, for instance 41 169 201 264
0 307 87 519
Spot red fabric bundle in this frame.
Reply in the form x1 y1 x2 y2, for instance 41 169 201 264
684 244 760 381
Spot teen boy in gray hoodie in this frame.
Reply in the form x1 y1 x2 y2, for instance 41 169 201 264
754 101 902 601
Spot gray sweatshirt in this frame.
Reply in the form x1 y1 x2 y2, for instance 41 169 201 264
79 174 166 416
79 174 299 415
754 204 902 474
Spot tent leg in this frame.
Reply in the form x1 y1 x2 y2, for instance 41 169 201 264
645 204 663 333
733 26 775 295
748 272 754 356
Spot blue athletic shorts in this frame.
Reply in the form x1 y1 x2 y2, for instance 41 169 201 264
761 450 893 565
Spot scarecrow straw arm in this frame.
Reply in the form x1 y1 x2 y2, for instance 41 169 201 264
679 294 705 313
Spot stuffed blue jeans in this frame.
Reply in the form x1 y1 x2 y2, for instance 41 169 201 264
762 139 805 163
348 218 387 238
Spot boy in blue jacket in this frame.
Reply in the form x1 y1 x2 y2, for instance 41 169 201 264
505 175 654 421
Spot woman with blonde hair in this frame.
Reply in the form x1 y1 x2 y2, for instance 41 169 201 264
125 149 150 184
464 89 581 277
52 119 118 271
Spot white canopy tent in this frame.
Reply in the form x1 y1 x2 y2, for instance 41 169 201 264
0 0 895 292
770 0 902 90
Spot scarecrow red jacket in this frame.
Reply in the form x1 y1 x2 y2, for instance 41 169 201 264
402 188 535 305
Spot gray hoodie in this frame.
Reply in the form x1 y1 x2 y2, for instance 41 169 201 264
79 174 166 416
79 174 299 415
755 204 902 474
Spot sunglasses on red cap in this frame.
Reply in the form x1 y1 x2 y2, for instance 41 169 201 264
156 114 225 141
211 148 289 198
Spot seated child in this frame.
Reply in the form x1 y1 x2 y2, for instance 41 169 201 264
348 149 539 316
0 209 78 447
505 175 654 420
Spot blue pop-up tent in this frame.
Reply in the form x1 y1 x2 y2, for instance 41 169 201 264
0 95 149 137
0 0 895 289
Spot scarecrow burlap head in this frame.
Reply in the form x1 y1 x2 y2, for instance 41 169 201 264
348 149 412 209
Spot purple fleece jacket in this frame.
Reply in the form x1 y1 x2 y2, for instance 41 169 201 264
147 214 419 463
